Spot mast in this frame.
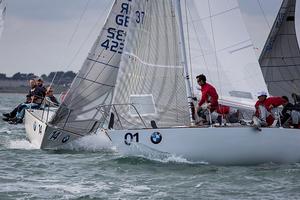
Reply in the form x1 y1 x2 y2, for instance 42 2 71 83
0 0 6 38
176 0 195 125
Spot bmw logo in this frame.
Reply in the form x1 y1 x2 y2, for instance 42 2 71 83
33 121 37 131
62 135 70 143
150 132 162 144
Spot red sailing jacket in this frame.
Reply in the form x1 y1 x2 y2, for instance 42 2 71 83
264 97 287 112
255 97 286 126
254 100 274 125
198 82 219 108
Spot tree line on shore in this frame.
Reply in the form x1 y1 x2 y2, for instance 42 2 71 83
0 71 76 85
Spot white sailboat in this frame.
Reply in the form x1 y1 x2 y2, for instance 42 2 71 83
259 0 300 99
25 0 300 165
103 0 300 165
24 0 132 148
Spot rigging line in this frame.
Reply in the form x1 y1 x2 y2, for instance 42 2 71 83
70 4 144 107
186 2 212 83
256 0 271 29
207 0 223 98
67 0 91 46
191 39 252 58
66 0 132 104
186 6 239 22
54 0 112 88
68 15 126 101
77 76 115 88
50 0 90 89
184 0 194 97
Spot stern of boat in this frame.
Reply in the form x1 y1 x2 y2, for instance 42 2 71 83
25 109 85 149
24 109 48 148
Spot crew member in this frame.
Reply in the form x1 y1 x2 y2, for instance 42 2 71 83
196 74 219 112
196 74 219 124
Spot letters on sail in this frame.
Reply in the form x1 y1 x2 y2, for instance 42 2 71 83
49 0 135 134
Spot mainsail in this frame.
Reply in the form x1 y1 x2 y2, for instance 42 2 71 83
50 0 133 134
111 0 190 129
259 0 300 99
185 0 268 107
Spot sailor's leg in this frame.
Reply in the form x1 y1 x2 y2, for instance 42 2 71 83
10 105 20 117
16 103 32 120
210 111 219 124
258 105 268 122
291 110 300 127
270 108 281 127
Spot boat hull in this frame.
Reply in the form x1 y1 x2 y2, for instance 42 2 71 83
107 127 300 165
24 109 82 149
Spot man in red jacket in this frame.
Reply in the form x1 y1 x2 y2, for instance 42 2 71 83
196 74 219 124
196 74 219 112
254 91 287 126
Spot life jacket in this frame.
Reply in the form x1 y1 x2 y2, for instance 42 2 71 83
198 82 219 108
216 105 230 115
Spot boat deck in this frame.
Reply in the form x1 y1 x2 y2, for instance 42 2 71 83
26 108 57 123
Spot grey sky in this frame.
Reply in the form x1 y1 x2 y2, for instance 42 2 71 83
0 0 294 76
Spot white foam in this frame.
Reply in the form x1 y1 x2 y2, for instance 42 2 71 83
117 143 208 165
62 131 114 152
149 154 208 165
0 126 12 134
8 139 37 150
195 183 204 188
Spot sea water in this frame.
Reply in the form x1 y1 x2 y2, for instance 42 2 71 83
1 93 300 200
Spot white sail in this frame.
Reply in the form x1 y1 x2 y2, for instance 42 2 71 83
259 0 300 99
111 0 190 129
185 0 268 107
50 0 133 135
0 0 6 37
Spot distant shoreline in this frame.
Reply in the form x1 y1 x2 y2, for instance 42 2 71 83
0 80 67 94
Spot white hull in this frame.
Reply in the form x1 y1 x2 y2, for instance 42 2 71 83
24 109 82 149
107 127 300 165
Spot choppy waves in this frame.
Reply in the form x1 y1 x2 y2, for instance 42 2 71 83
1 94 300 199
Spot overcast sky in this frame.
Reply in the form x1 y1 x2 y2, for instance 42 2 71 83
0 0 294 76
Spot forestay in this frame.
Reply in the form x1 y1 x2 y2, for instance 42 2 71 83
259 0 300 99
112 0 190 129
0 0 6 37
50 0 133 134
184 0 268 107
